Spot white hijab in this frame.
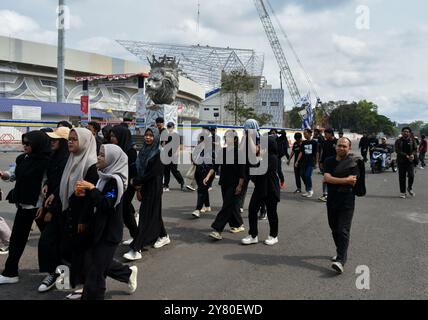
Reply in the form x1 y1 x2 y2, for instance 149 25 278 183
60 128 97 211
96 144 128 208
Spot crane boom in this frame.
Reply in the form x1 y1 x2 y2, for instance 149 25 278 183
254 0 301 106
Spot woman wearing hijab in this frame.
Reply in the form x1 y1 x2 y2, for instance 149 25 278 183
123 127 169 261
58 128 99 291
76 144 138 300
36 127 71 293
101 125 113 144
0 131 51 285
241 135 281 246
110 125 138 244
206 130 246 240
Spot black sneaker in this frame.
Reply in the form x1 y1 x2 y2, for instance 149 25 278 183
259 213 267 220
38 273 59 293
294 189 302 194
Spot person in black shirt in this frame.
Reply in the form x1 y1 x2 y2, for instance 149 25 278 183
296 129 318 198
324 137 359 274
359 133 370 162
275 129 290 189
368 134 378 161
110 125 138 244
162 122 185 192
287 132 304 193
207 130 245 240
156 117 167 141
395 127 418 198
318 128 337 202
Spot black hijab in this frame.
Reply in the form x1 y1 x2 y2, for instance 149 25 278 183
111 125 133 153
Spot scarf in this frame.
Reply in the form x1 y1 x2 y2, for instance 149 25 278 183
59 128 98 211
96 144 128 208
111 125 133 153
136 127 160 178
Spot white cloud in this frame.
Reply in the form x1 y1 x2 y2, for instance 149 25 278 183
0 9 56 44
332 34 367 57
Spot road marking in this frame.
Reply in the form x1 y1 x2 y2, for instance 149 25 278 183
406 213 428 224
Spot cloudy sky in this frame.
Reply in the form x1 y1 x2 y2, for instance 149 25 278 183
1 0 427 123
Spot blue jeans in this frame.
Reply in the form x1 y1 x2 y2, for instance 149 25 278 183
303 165 313 192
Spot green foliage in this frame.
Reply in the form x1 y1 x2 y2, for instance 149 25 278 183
420 124 428 136
329 100 397 136
221 70 258 125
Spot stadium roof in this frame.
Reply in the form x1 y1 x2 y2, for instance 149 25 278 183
117 41 264 92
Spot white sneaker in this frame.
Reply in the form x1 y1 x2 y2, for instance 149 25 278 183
122 238 133 246
153 236 171 249
264 236 279 246
192 210 201 218
305 191 314 198
241 235 259 245
209 231 222 240
230 225 245 234
0 275 19 285
128 266 138 294
240 208 244 213
0 246 9 255
38 273 58 293
301 192 309 197
163 188 170 192
407 188 415 197
186 185 196 192
400 193 407 199
201 207 212 213
123 250 142 261
331 255 338 262
318 195 328 202
332 261 344 274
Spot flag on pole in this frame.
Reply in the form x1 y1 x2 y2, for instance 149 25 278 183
299 93 313 129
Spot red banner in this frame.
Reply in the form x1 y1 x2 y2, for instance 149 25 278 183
81 96 89 114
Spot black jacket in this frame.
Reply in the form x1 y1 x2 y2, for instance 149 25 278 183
87 179 124 245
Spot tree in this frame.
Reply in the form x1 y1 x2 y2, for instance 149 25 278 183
221 70 272 126
408 121 424 134
420 123 428 136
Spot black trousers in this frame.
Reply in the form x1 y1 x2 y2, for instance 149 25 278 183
2 207 38 277
211 185 243 232
361 148 368 162
38 215 62 274
164 163 184 188
239 176 250 209
248 194 279 238
277 157 285 184
82 242 132 300
398 163 415 193
419 152 426 167
327 202 354 265
195 171 210 210
122 185 138 239
294 165 304 190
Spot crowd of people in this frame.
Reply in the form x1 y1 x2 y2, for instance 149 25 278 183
0 118 426 299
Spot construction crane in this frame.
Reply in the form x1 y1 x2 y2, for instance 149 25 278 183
254 0 321 109
254 0 302 106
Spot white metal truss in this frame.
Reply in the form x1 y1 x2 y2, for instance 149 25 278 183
253 0 302 106
117 40 264 92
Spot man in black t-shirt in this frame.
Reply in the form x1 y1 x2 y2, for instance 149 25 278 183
296 129 318 198
395 127 418 198
318 128 337 202
287 132 304 193
162 122 185 192
324 137 359 274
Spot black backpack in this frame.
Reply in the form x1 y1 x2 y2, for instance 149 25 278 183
353 158 366 197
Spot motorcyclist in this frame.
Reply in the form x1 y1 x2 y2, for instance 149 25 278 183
375 138 391 168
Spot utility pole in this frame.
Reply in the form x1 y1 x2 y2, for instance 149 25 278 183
57 0 65 103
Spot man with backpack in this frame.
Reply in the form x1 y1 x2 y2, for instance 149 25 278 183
395 127 418 198
323 137 362 274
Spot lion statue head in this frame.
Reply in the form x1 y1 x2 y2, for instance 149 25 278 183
146 55 179 105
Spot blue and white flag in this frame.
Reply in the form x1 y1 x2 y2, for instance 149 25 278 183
299 93 313 129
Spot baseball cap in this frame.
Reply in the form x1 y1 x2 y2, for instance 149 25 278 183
46 127 70 140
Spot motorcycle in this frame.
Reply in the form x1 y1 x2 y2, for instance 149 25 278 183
370 146 397 173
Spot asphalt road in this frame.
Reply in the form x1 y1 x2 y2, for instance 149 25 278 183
0 152 427 300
